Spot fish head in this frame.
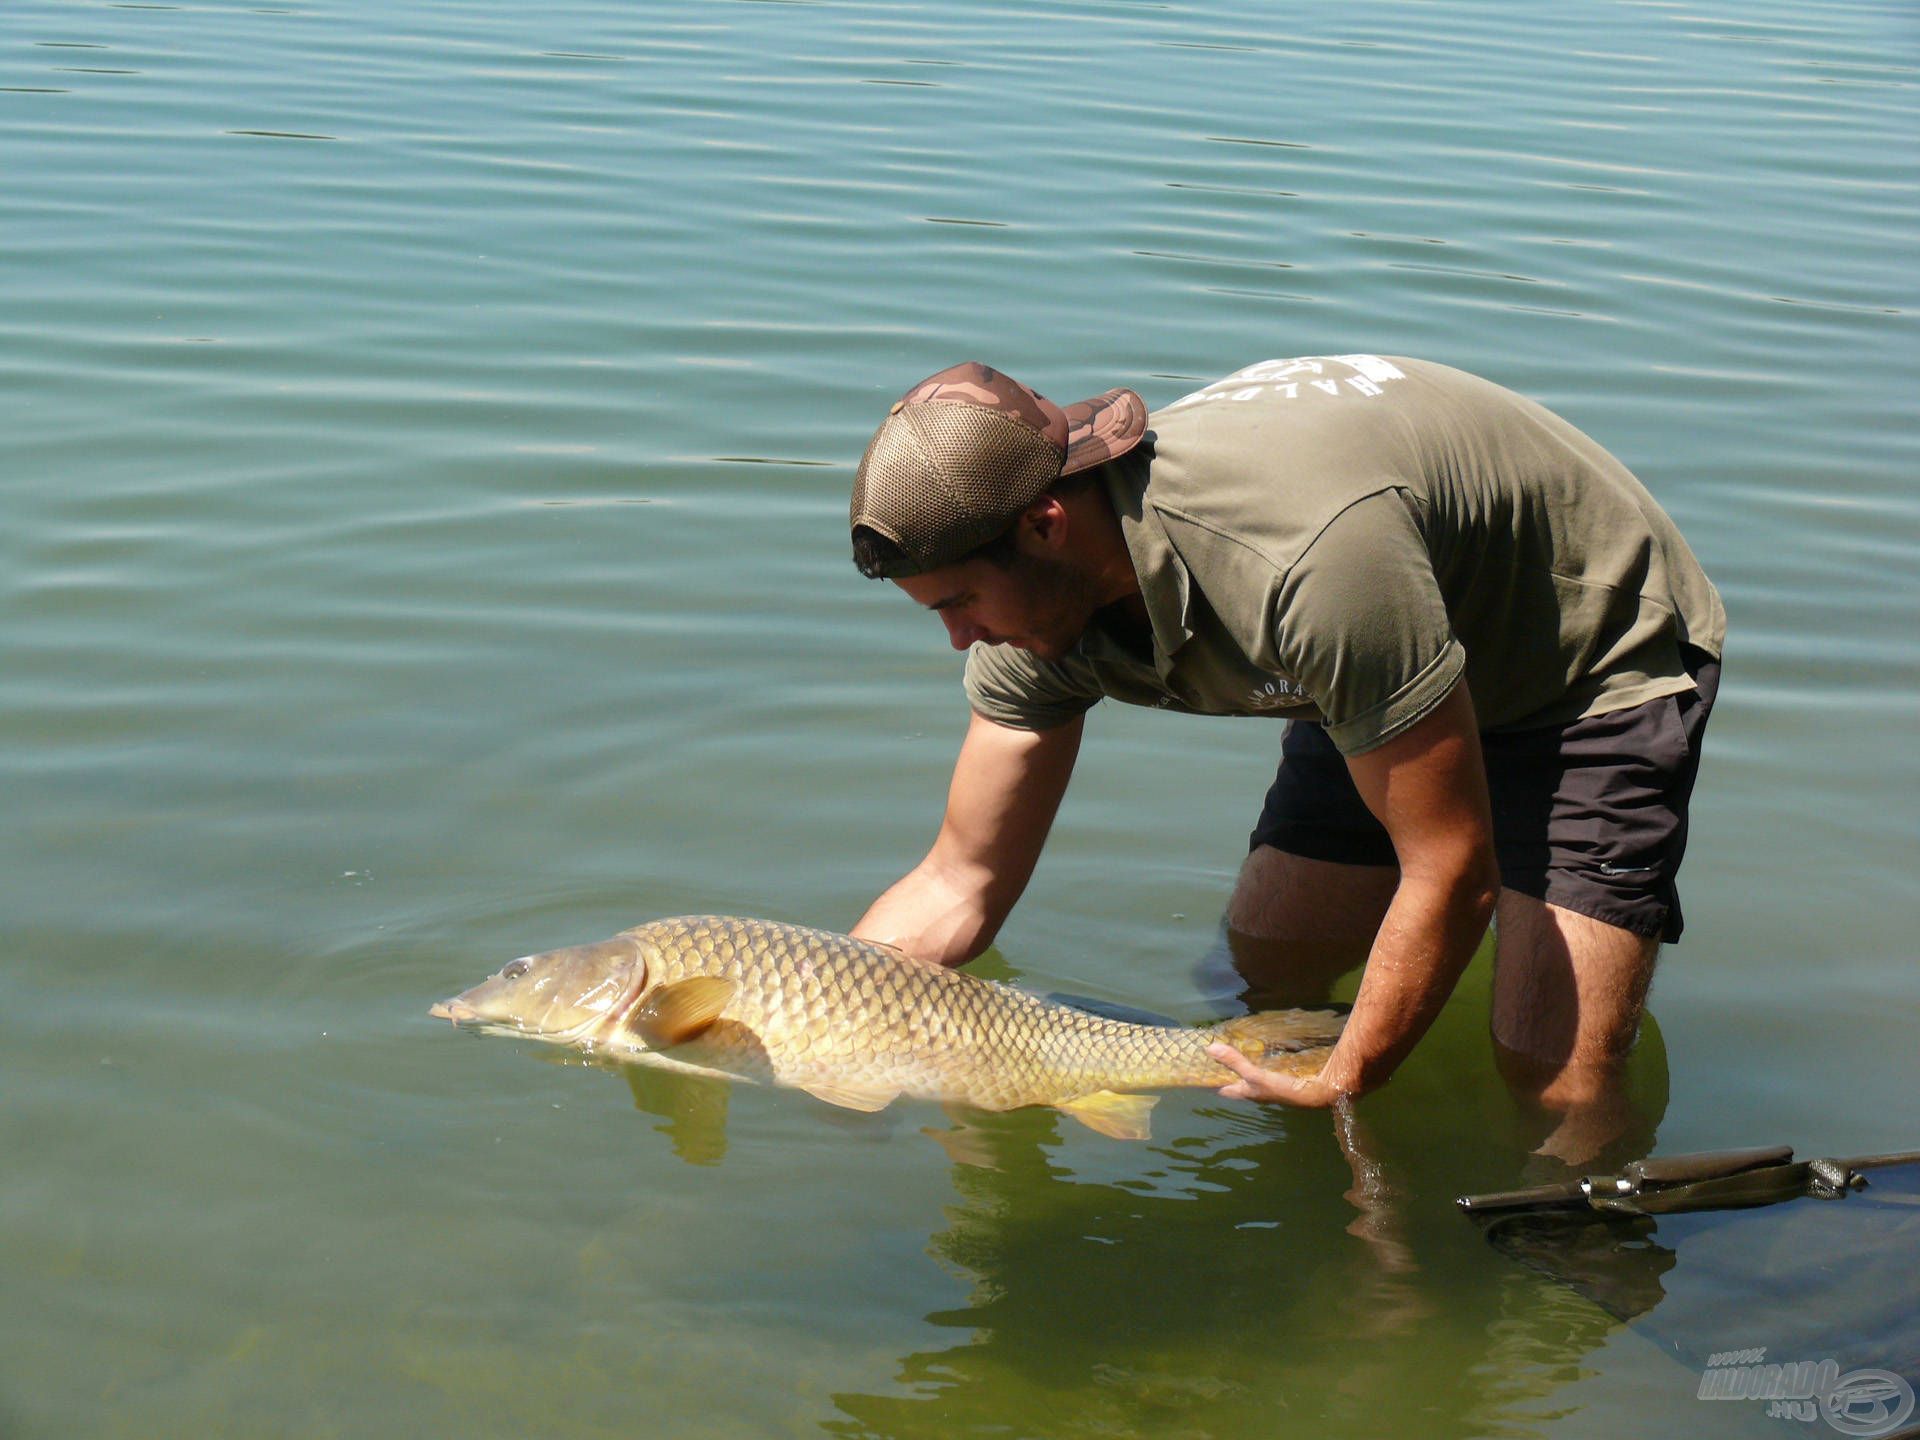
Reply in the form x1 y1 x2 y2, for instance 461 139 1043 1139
429 934 648 1046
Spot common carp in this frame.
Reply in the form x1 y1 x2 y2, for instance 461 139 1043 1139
429 914 1343 1139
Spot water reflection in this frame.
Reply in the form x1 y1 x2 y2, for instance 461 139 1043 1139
1475 1160 1920 1407
622 1065 731 1168
814 1094 1645 1439
827 1107 1368 1437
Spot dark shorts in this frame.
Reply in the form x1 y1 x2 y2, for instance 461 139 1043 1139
1248 648 1721 943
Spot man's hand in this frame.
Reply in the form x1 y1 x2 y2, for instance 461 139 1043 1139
1206 1041 1348 1108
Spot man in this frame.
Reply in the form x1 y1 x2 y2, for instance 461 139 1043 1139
845 355 1723 1122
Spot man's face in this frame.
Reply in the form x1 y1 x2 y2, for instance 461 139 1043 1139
894 543 1104 664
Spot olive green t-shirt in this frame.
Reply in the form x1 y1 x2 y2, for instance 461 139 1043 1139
964 355 1725 755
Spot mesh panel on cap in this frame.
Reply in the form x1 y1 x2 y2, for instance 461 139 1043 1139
856 404 1062 570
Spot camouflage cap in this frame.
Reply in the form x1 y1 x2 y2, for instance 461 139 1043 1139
849 361 1147 577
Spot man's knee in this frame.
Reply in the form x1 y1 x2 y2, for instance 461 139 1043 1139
1491 901 1669 1168
1224 847 1397 1004
1491 892 1660 1070
1228 845 1397 939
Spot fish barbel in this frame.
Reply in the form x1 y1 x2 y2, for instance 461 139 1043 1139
429 915 1343 1139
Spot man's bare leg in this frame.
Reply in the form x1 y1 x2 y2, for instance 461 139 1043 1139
1490 890 1661 1166
1224 845 1399 1005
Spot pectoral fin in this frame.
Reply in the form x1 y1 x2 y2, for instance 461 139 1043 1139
1055 1090 1157 1141
799 1080 900 1114
631 976 735 1048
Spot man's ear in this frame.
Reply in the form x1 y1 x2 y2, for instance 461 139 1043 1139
1020 493 1070 550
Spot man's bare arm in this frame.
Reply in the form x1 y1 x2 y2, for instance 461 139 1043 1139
852 711 1084 966
1211 680 1501 1104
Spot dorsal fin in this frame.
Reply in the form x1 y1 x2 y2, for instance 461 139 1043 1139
1045 992 1180 1028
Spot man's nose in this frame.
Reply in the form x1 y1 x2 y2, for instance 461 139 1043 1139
939 612 983 650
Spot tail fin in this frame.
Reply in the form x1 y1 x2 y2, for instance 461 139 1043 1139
1211 1008 1346 1064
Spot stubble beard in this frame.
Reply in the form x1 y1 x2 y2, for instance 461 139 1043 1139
1006 548 1105 662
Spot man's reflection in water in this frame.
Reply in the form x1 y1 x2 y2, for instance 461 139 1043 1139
817 1093 1645 1439
1328 1096 1431 1336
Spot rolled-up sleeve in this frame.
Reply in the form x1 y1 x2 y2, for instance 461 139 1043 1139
1275 489 1465 756
963 644 1105 731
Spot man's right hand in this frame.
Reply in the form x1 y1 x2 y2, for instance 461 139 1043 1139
851 711 1084 966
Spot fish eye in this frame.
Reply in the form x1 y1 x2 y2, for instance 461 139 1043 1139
501 957 532 980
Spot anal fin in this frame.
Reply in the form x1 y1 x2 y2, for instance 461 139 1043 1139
1055 1090 1157 1141
799 1080 899 1114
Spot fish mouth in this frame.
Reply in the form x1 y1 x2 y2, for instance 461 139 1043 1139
427 998 556 1044
428 995 524 1038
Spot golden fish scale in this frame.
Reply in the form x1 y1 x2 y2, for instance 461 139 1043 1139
619 915 1251 1110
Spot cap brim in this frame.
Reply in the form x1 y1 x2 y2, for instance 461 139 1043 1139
1060 388 1148 474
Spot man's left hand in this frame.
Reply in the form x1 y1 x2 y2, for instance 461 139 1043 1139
1207 1041 1351 1108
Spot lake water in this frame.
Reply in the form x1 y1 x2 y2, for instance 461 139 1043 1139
4 0 1916 1435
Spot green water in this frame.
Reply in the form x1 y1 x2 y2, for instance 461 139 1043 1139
4 0 1916 1434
